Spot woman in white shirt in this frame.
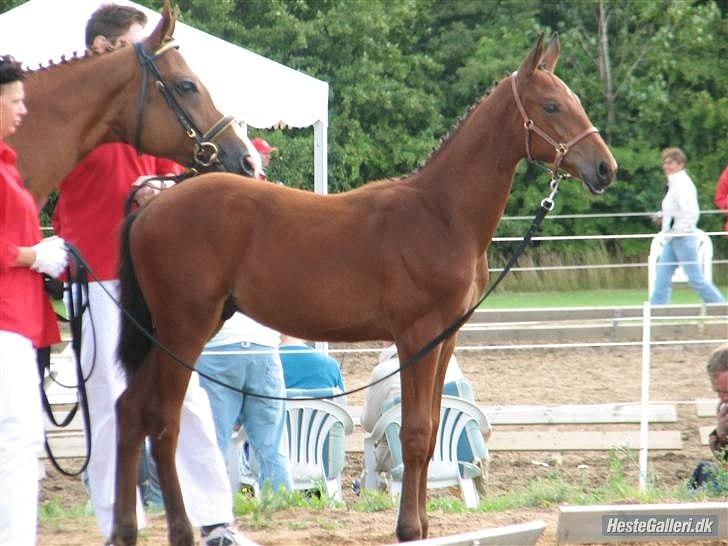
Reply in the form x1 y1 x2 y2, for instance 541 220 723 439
650 147 725 304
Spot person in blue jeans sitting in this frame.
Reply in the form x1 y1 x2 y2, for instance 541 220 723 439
197 313 293 494
650 147 725 305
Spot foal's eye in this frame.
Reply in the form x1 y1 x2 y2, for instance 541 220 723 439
175 80 198 95
543 102 559 114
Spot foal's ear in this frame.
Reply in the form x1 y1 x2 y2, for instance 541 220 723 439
541 33 560 72
517 33 545 78
146 0 178 49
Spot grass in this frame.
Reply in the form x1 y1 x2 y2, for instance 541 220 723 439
227 450 728 520
482 285 728 308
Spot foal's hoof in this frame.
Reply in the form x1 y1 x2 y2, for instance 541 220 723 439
108 524 137 546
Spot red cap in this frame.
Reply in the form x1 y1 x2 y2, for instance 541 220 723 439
252 137 277 154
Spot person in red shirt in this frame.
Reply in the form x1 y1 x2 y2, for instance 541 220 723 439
714 166 728 234
0 55 68 546
51 6 248 545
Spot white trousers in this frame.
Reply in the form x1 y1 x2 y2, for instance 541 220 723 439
81 281 232 538
0 331 44 546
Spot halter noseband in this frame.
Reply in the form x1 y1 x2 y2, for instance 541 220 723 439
510 73 598 177
134 42 236 169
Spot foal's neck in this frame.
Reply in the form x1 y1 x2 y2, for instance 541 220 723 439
413 80 524 254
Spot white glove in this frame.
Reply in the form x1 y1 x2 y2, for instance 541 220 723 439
31 236 68 278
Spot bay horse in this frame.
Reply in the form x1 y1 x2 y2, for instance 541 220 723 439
115 34 617 545
6 0 248 205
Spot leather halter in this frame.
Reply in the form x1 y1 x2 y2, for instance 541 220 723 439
134 42 235 169
510 73 598 177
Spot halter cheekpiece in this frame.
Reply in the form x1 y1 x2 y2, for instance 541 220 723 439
510 73 598 177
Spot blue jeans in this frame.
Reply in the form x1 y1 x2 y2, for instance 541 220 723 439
197 342 293 492
650 234 725 305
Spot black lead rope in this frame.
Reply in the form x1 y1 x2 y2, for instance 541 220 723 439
38 245 93 476
87 175 563 402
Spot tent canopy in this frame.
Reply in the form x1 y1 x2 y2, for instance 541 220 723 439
0 0 328 129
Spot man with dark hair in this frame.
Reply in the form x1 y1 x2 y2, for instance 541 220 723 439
689 344 728 493
51 5 252 545
84 4 147 50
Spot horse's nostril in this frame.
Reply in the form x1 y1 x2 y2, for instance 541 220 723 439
597 161 612 182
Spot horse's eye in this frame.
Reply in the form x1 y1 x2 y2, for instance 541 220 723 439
543 102 559 114
175 81 197 95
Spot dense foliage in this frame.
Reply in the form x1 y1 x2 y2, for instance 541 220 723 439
2 0 726 268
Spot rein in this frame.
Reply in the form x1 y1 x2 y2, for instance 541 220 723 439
38 245 93 476
510 73 599 177
133 41 235 169
90 174 564 402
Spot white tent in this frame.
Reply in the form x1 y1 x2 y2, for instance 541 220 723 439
0 0 329 193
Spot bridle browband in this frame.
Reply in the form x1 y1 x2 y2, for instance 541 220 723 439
134 41 235 169
510 73 598 177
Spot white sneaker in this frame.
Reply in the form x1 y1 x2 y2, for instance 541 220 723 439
201 525 259 546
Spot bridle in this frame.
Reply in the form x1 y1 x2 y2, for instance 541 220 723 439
133 41 235 169
510 73 598 177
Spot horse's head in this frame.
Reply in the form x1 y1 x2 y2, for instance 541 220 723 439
129 0 249 174
512 34 617 194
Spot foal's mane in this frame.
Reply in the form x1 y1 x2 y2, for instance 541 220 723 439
417 77 501 172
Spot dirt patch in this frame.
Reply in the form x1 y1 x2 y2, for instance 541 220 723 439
39 344 726 545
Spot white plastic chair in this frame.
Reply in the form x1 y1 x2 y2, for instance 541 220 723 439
363 395 492 508
647 229 713 296
285 398 354 500
228 398 354 500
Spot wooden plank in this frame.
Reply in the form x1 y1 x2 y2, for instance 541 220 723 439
384 520 546 546
557 502 728 544
480 403 676 425
346 430 682 453
470 304 726 323
696 399 719 417
699 426 713 446
349 403 677 426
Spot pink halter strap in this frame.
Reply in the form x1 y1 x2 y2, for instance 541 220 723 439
510 74 598 176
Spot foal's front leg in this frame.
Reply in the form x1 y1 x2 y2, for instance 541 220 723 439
395 348 440 542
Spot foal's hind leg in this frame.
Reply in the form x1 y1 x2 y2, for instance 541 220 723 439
146 351 196 546
110 370 150 546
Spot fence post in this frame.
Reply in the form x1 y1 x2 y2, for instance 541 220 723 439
639 301 651 492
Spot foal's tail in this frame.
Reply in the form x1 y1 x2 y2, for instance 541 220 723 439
118 212 153 378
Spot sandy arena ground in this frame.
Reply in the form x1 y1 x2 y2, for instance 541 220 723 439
38 343 728 545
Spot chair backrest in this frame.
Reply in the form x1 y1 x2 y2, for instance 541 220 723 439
286 386 347 479
647 229 713 296
370 396 491 479
285 398 354 489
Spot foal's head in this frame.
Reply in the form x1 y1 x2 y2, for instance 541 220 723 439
513 34 617 193
122 1 248 174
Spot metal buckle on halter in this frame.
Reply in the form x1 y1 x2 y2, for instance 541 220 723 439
556 143 568 155
194 141 220 167
540 177 561 211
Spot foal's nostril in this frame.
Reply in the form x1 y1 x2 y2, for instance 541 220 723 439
597 160 612 183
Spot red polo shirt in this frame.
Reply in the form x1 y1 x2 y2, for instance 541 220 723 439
0 140 60 347
52 143 183 280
